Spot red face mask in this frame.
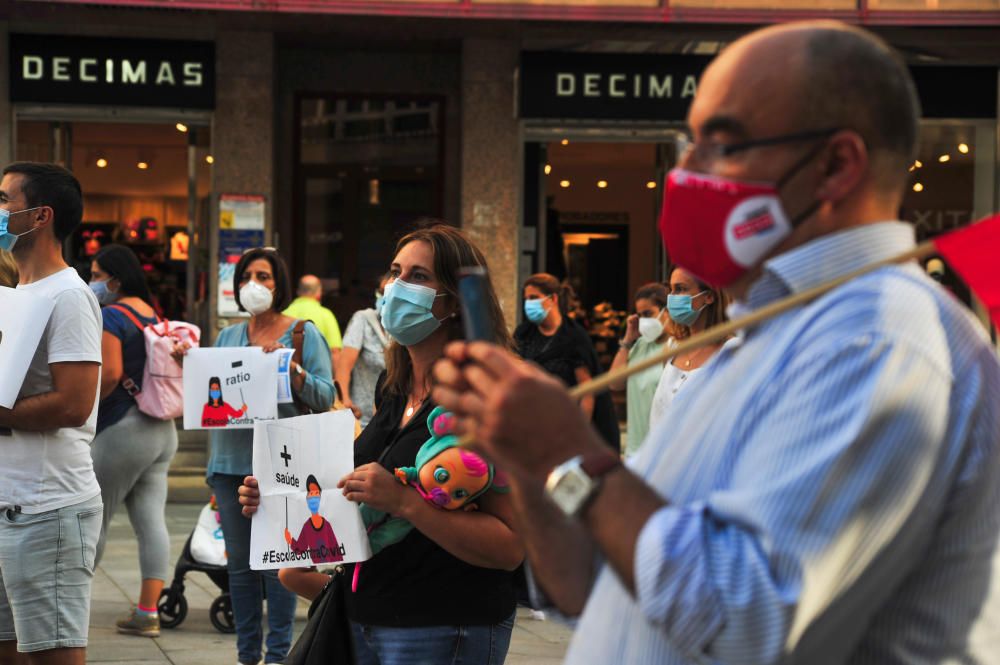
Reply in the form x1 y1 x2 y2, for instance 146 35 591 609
658 169 794 288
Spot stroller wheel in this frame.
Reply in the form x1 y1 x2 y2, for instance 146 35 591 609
158 589 188 629
210 594 236 634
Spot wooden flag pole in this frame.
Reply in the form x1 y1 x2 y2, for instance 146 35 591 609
568 240 936 401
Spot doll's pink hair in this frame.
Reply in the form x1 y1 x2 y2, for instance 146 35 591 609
458 450 488 477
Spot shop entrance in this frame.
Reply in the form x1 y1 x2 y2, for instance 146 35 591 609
14 116 213 326
521 131 684 369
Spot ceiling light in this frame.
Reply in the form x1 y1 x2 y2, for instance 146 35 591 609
913 182 924 192
597 180 608 189
646 181 657 189
96 158 108 168
914 160 923 168
559 180 570 188
958 143 969 154
137 161 149 170
176 123 188 133
544 164 552 175
560 139 569 146
205 155 214 164
938 154 950 163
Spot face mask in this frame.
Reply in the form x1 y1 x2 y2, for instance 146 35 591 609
638 315 665 342
306 496 321 514
89 279 118 305
524 297 550 324
239 280 274 316
209 389 222 400
658 167 821 288
0 207 42 252
379 278 446 347
667 292 709 327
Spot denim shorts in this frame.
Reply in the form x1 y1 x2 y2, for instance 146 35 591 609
352 612 516 665
0 495 103 652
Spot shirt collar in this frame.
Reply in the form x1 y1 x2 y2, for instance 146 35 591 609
729 221 916 319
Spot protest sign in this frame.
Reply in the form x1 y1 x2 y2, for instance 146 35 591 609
0 287 55 409
250 410 370 570
182 347 278 430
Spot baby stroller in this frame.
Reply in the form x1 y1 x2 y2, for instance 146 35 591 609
157 497 236 634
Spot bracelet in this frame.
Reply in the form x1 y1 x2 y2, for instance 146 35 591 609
619 338 635 350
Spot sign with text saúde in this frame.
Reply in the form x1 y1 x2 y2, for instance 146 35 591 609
0 287 55 409
9 34 214 109
182 347 278 430
520 52 711 122
250 411 371 570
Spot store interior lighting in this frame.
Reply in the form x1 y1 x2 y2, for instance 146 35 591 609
544 164 552 175
205 155 214 164
646 181 657 189
561 139 569 146
176 123 188 133
559 179 571 188
136 161 149 170
913 182 924 192
597 180 608 189
914 160 923 168
958 143 970 154
938 154 950 163
96 157 108 168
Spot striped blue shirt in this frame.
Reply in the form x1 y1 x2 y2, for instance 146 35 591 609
565 222 1000 664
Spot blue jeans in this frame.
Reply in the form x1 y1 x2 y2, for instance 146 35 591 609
351 613 515 665
212 474 298 664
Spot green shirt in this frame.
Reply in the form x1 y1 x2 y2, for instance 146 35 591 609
625 337 667 457
282 297 342 349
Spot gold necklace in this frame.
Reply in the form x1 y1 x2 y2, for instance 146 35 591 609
405 393 425 419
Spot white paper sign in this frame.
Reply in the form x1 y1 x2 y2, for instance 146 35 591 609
0 287 55 409
182 347 279 430
276 348 294 404
250 410 371 570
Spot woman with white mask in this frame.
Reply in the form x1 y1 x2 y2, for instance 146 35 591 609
608 282 671 458
174 247 334 665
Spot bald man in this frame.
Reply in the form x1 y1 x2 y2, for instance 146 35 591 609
283 275 342 368
431 22 1000 664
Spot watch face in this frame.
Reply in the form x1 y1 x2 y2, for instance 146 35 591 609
551 468 591 515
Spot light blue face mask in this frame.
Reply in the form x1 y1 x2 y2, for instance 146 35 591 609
306 496 321 514
524 297 550 324
378 279 447 347
0 207 42 252
89 279 118 305
666 291 709 327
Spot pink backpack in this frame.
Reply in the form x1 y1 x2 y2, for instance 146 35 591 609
108 305 201 420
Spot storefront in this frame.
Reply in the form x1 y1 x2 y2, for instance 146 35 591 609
518 48 999 356
8 33 215 327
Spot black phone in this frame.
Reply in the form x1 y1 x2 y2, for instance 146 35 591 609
457 266 495 342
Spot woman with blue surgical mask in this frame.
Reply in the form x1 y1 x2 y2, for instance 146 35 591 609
647 267 729 439
514 273 620 452
239 224 523 665
607 282 672 458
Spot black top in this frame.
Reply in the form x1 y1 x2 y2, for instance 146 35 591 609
343 374 516 627
514 319 621 452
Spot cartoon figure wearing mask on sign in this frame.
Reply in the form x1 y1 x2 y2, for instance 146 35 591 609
284 475 344 564
201 376 248 427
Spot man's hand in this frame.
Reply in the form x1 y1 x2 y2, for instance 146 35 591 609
431 342 605 482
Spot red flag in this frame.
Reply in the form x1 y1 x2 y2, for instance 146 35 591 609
934 213 1000 329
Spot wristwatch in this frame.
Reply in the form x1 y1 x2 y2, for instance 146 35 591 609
294 363 305 376
545 453 622 518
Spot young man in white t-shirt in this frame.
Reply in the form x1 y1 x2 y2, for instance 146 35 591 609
0 162 103 665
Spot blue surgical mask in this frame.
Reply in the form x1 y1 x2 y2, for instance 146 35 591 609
524 297 550 324
378 279 446 347
209 389 222 400
89 279 118 305
306 496 321 514
666 292 709 327
0 207 42 252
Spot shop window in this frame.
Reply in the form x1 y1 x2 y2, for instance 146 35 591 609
15 120 212 322
670 0 855 8
295 94 444 326
902 121 996 314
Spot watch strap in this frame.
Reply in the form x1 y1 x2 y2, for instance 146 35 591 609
580 452 622 481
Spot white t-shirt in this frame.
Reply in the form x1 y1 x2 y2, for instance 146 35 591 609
647 360 702 435
0 267 102 513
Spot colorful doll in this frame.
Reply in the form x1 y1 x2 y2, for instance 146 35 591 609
355 407 505 590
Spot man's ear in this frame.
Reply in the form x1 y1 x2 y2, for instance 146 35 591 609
815 131 868 203
33 206 55 230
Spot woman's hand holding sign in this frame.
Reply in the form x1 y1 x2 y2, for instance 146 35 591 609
339 463 413 517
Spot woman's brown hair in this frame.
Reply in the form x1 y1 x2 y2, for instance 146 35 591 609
383 222 513 397
0 250 18 288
